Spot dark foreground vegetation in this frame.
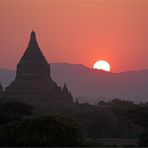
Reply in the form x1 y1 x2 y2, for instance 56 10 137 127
0 99 148 146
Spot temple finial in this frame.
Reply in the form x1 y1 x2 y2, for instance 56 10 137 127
0 82 3 92
31 30 36 40
27 30 39 49
63 83 68 91
63 83 71 95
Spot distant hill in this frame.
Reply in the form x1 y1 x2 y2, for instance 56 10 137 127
1 63 148 103
0 68 15 88
50 63 148 103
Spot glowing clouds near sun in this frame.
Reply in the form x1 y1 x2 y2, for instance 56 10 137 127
93 60 111 72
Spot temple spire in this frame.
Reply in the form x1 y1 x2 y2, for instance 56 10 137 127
16 31 51 80
31 31 36 40
62 83 73 100
0 82 3 92
63 83 69 93
27 31 39 49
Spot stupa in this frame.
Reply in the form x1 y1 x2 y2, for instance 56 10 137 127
4 31 73 104
0 82 3 96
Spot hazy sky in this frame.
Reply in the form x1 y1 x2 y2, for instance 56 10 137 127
0 1 148 72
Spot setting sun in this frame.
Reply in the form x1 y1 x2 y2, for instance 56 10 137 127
93 60 111 72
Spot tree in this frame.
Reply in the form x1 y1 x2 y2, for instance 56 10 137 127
0 114 84 146
138 129 148 146
0 101 33 124
124 107 148 146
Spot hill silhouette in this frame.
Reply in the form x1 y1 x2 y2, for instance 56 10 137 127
1 63 148 103
0 68 15 88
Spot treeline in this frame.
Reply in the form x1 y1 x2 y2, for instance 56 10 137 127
0 101 84 146
0 98 148 146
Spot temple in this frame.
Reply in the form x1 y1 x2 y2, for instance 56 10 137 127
4 31 73 105
0 82 3 95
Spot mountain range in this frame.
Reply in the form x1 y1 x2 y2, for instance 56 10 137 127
0 63 148 104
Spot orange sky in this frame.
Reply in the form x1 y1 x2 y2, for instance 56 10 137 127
0 1 148 72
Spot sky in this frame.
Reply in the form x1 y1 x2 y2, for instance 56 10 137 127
0 1 148 72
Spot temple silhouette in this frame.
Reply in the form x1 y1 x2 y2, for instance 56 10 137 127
2 31 73 106
0 82 3 98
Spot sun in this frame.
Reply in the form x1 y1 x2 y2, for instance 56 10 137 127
93 60 111 72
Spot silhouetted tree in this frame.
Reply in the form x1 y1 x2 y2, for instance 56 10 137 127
124 107 148 127
110 98 133 105
0 101 33 125
123 106 148 146
97 100 108 106
0 114 84 146
139 129 148 146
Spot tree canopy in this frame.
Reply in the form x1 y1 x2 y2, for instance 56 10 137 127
0 114 84 147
